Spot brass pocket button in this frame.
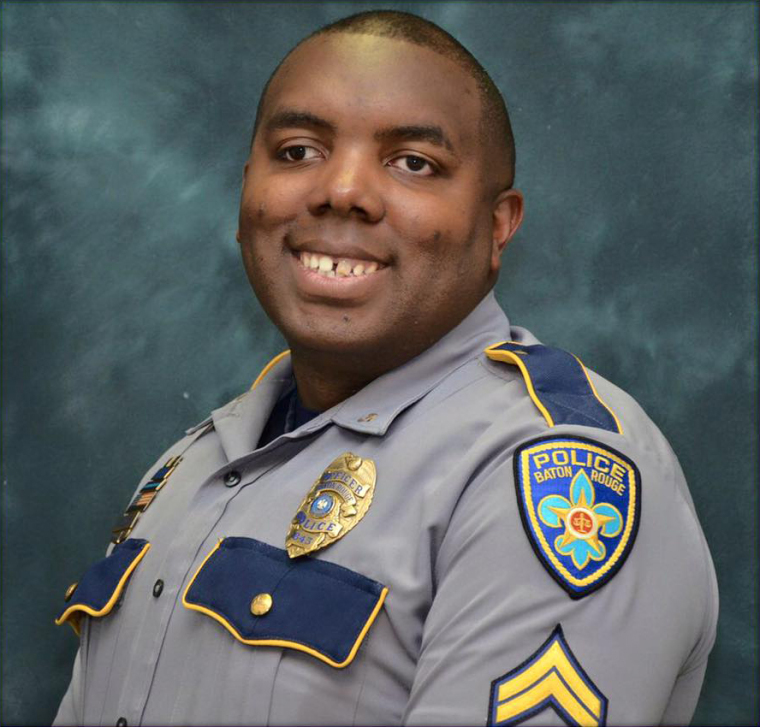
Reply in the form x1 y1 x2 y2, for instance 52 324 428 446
64 582 78 602
250 593 273 616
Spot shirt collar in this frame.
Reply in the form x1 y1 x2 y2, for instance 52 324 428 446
209 292 511 460
209 353 295 461
329 291 511 435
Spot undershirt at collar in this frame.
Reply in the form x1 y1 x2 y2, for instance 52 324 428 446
257 383 322 448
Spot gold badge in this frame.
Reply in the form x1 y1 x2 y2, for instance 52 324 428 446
286 452 376 558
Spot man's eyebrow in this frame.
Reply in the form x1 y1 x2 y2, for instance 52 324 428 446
263 110 336 134
374 125 455 153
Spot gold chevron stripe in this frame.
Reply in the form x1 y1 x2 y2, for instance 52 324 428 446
496 671 598 725
497 641 601 717
492 629 605 726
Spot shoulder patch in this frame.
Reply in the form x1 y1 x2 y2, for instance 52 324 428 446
485 342 622 434
514 435 641 598
488 624 608 726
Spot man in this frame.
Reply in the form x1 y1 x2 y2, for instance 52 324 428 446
54 11 717 726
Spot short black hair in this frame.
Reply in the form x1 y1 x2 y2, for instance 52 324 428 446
251 10 516 187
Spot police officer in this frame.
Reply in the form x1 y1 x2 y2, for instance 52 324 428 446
54 10 718 726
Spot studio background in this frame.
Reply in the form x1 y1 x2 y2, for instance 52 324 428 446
2 1 757 725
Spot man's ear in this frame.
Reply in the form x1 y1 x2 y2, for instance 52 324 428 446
490 188 524 272
236 162 251 244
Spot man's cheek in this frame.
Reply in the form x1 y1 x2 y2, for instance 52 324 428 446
244 183 297 229
395 214 452 254
418 228 455 257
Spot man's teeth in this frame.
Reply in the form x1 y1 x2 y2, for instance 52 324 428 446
299 252 379 277
336 260 352 277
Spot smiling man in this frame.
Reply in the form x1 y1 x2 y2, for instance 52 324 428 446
54 11 717 727
239 18 523 414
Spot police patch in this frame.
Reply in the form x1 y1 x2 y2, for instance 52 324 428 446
514 436 640 598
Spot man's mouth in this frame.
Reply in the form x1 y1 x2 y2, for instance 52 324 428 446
296 251 384 279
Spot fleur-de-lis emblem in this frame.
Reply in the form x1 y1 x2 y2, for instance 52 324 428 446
516 437 640 598
538 470 623 570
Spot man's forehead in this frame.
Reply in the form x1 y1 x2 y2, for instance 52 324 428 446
277 32 472 81
261 33 481 140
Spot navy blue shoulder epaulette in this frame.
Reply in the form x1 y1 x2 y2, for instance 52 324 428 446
484 341 622 434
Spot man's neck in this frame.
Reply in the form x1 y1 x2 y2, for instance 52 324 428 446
289 349 390 412
286 292 497 411
289 331 458 410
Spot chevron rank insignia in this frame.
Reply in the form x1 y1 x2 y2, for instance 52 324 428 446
514 436 641 598
488 625 607 726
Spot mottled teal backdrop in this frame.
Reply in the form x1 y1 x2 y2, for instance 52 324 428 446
2 1 757 725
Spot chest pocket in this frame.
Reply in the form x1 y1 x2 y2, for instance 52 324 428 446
55 538 151 635
182 537 388 668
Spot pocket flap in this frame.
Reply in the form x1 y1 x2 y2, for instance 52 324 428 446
182 537 388 668
55 538 151 635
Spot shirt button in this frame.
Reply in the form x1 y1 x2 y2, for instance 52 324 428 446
152 579 164 598
223 470 241 487
116 718 127 727
250 593 273 616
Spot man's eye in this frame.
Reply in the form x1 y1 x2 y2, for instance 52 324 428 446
388 154 436 176
278 145 321 162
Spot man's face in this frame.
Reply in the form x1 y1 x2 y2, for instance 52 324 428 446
238 34 522 365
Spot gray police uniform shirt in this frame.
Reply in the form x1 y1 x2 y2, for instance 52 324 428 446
54 293 718 727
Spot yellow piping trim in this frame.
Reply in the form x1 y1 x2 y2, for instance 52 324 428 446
485 342 623 434
54 542 151 635
250 350 291 390
484 343 555 428
572 354 623 435
182 539 389 669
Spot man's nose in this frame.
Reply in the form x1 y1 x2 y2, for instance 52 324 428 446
306 150 385 222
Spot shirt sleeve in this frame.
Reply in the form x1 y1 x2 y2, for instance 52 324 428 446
402 437 717 726
52 646 84 726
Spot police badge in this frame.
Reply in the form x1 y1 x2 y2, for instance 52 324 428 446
286 453 376 558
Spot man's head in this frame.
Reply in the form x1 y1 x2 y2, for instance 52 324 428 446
237 10 524 379
252 11 517 190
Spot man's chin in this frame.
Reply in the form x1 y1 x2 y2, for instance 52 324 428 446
284 318 394 361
